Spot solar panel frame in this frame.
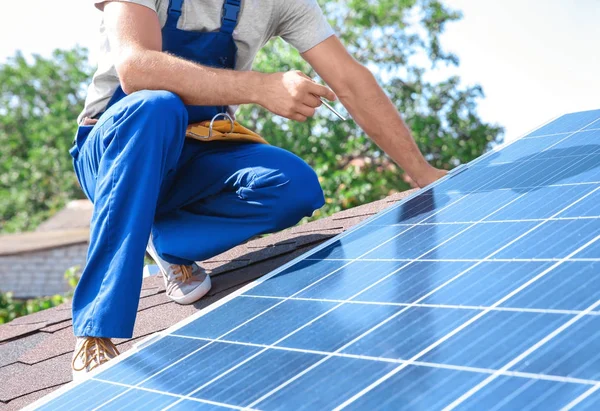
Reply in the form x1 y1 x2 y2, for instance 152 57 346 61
28 110 600 410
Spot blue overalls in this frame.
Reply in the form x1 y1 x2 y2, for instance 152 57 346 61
70 0 325 338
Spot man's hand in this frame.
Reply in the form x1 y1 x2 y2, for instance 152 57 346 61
257 71 337 122
404 166 448 189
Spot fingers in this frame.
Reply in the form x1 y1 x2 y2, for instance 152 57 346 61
290 113 308 122
307 81 337 102
81 117 99 126
303 93 323 109
296 104 316 119
294 70 337 101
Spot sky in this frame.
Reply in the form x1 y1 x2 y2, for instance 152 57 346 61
0 0 598 142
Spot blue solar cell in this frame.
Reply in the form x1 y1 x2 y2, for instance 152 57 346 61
487 184 598 221
345 365 487 410
293 260 407 300
418 221 538 259
192 349 323 407
501 262 600 311
361 223 470 259
448 152 600 194
419 310 570 369
343 306 477 359
38 380 127 411
550 153 600 185
372 189 464 225
168 400 233 410
425 190 522 223
495 219 600 259
573 388 600 411
99 388 178 410
253 356 397 410
561 188 600 217
276 302 400 352
573 240 600 259
584 120 600 131
140 341 261 395
551 129 600 154
352 261 474 304
457 377 590 410
245 259 347 298
513 315 600 380
482 134 569 164
219 298 336 345
310 225 411 260
423 262 553 307
175 294 277 339
525 110 600 137
97 335 208 385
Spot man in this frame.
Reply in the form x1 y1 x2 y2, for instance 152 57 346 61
71 0 447 377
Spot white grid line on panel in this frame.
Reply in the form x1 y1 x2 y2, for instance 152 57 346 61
562 383 600 410
303 257 600 262
539 118 600 152
90 378 252 410
381 216 600 226
490 152 600 167
239 295 600 318
522 127 600 140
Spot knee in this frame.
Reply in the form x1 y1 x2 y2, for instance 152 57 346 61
119 90 188 153
128 90 187 127
268 164 325 230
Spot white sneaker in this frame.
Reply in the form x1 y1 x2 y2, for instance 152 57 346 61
72 337 119 380
146 235 212 305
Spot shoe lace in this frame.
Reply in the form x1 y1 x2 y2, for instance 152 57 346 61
171 265 194 283
72 338 120 372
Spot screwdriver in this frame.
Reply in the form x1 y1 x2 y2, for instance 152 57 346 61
319 97 347 121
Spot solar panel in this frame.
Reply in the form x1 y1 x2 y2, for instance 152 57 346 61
31 109 600 410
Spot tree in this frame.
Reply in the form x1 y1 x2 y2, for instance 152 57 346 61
237 0 503 218
0 48 91 233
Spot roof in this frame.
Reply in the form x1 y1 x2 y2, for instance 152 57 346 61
0 229 90 257
0 200 93 256
35 200 93 233
0 191 414 410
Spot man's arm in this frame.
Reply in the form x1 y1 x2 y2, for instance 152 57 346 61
302 36 447 188
101 1 335 121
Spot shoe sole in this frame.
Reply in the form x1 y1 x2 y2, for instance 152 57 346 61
168 274 212 305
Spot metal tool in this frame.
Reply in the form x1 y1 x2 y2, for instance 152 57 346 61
319 97 347 121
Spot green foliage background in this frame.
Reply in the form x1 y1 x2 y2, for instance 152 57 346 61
0 48 91 233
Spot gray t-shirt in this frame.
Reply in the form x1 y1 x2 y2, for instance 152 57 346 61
80 0 335 123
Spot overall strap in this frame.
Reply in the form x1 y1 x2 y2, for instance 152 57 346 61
220 0 242 34
165 0 184 29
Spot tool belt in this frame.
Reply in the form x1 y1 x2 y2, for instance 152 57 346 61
186 113 268 145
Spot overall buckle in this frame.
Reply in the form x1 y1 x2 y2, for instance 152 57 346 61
222 1 241 23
